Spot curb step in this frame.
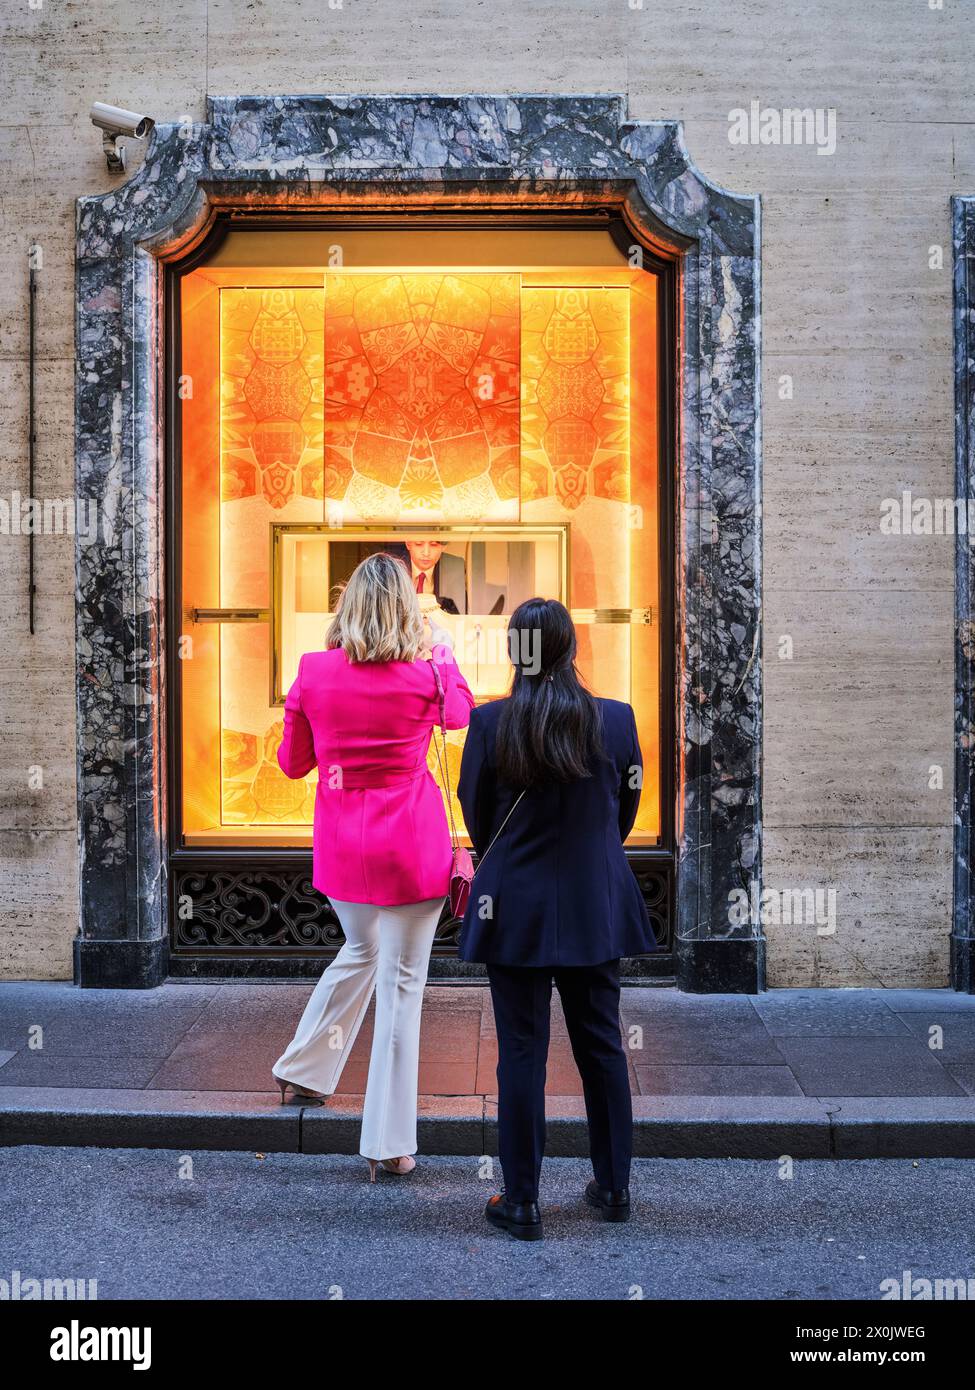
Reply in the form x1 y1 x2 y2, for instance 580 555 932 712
3 1091 975 1159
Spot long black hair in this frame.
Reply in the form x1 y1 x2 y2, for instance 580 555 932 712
495 598 605 787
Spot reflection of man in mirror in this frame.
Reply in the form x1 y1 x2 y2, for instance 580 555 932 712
386 539 467 615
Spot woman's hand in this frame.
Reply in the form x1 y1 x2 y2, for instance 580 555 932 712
418 614 435 661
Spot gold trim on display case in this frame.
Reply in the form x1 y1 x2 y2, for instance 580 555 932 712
190 607 270 624
571 608 653 625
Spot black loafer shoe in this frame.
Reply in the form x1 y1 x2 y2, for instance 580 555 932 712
484 1193 543 1241
585 1179 631 1222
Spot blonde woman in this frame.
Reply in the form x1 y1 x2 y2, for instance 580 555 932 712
272 551 474 1181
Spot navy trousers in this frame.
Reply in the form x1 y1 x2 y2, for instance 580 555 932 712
486 959 632 1204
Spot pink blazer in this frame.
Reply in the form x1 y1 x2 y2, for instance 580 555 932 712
277 647 475 906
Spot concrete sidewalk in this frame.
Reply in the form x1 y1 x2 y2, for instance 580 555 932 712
2 982 975 1158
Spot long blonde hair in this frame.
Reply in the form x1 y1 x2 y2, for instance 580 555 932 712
327 551 425 663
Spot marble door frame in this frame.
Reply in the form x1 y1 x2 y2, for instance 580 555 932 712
953 194 975 991
74 95 763 989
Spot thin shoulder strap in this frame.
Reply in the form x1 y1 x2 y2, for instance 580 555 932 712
429 660 461 848
476 788 526 870
430 659 524 865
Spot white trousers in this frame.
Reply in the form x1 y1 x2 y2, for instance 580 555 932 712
272 895 443 1161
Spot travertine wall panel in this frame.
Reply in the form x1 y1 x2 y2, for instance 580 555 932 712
0 0 963 983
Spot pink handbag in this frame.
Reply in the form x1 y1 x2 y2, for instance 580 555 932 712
430 660 474 917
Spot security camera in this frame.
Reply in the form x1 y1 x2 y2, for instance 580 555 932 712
90 103 154 139
90 103 155 173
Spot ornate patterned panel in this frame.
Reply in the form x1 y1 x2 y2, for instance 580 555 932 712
172 866 345 951
324 272 520 521
521 287 629 509
170 860 671 960
218 289 325 828
520 285 635 770
221 717 317 826
221 287 324 510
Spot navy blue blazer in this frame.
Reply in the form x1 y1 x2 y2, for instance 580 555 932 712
456 696 658 967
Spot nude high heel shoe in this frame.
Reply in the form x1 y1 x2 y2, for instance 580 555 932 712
272 1070 328 1105
366 1156 417 1183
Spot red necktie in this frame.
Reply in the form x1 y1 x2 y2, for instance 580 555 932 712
415 573 425 593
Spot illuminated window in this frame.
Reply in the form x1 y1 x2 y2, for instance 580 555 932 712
177 230 661 847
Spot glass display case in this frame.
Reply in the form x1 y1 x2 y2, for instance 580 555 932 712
271 523 570 705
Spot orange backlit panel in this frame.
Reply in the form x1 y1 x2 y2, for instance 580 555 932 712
522 286 629 509
323 273 520 521
220 287 324 509
219 287 325 828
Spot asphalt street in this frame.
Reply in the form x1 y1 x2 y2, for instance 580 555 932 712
2 1146 974 1301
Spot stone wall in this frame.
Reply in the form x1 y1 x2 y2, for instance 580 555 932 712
1 0 969 984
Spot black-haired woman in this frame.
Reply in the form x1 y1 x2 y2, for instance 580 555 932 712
457 598 657 1241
